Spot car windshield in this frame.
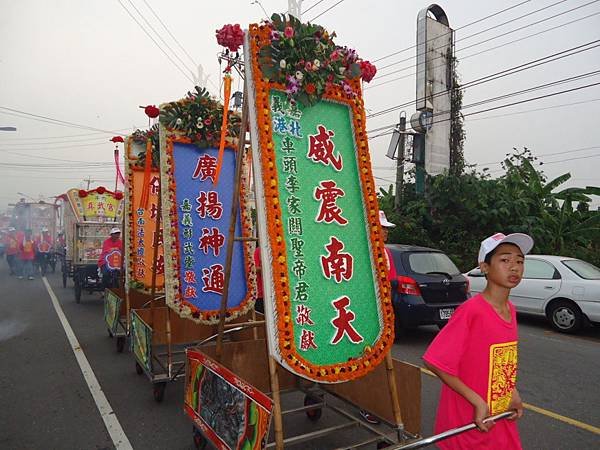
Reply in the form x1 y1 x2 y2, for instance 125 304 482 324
408 252 460 276
561 259 600 280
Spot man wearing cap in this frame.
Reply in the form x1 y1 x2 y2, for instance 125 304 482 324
4 227 19 275
423 232 533 449
18 229 36 280
35 227 53 275
98 227 123 287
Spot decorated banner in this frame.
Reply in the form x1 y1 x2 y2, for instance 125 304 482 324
185 348 273 450
130 310 152 373
125 135 165 291
65 187 124 222
160 131 255 324
244 15 394 383
104 290 122 335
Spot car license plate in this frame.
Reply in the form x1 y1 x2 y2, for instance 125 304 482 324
439 308 454 320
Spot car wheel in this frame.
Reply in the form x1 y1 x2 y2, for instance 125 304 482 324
548 300 583 334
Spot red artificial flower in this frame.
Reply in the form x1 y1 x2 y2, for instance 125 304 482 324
284 26 294 39
216 24 244 52
204 118 212 126
360 60 377 83
144 105 160 118
110 136 125 143
305 83 316 95
114 191 124 200
78 189 88 198
96 186 106 194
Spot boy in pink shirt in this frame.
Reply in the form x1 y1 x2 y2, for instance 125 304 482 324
423 232 533 449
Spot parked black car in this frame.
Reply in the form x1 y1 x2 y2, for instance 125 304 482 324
386 244 470 336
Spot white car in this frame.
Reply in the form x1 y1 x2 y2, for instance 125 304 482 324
465 255 600 333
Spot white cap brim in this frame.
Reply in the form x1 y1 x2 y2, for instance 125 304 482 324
380 219 396 228
479 232 533 263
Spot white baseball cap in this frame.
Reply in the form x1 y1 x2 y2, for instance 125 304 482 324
110 227 121 235
41 227 49 232
379 210 396 228
478 232 534 264
8 227 15 231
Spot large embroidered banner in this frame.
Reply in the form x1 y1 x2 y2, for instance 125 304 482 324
125 136 165 292
245 17 394 383
160 131 255 324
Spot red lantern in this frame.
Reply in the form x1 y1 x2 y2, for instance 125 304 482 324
96 186 106 194
114 191 124 200
78 189 88 198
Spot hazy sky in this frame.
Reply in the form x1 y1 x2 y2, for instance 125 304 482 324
1 0 599 211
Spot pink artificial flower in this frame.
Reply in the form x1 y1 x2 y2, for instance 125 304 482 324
360 60 377 83
284 26 294 39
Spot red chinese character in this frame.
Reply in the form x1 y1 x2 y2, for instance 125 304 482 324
314 180 348 225
152 230 164 247
87 202 94 210
107 204 114 212
154 254 164 275
192 154 218 182
299 329 318 351
202 264 224 294
184 270 197 283
320 237 353 283
330 296 363 345
184 285 198 299
198 227 225 256
149 176 160 195
97 202 105 210
307 125 342 171
296 304 314 326
196 191 223 220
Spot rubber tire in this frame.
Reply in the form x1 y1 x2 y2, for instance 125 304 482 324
62 269 67 288
74 276 82 303
116 336 125 353
303 394 323 422
193 428 208 450
108 329 114 338
153 382 166 403
135 362 144 375
548 300 583 334
376 443 391 449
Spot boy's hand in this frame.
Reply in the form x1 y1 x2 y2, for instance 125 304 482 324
508 388 524 420
473 397 493 432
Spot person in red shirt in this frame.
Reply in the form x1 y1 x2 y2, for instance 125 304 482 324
423 233 532 449
4 227 19 275
35 227 53 275
18 229 36 280
98 227 123 287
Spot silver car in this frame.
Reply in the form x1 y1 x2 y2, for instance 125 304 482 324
465 255 600 333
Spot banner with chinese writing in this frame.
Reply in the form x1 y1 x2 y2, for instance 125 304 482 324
185 348 273 450
160 131 255 324
125 137 165 292
245 22 394 383
65 187 124 222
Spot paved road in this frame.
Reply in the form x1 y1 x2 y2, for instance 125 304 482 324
1 263 599 449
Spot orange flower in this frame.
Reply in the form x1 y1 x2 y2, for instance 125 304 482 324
304 83 316 95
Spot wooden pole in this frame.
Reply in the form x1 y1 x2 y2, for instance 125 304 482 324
214 86 249 362
268 356 285 450
385 351 404 432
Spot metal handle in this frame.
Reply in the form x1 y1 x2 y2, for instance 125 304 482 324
391 410 516 450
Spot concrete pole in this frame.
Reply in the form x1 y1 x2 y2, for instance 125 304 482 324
394 113 406 211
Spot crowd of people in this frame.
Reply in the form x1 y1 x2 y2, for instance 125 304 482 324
2 227 63 279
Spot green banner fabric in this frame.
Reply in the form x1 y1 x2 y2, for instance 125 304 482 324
130 311 152 373
104 290 122 335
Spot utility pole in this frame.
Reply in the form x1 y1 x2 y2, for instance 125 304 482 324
84 176 93 190
394 112 407 210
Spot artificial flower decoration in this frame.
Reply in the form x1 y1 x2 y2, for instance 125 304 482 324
78 189 88 198
143 105 160 119
110 136 125 143
159 85 241 149
216 24 245 52
131 124 160 169
95 186 106 194
114 191 124 200
256 13 378 106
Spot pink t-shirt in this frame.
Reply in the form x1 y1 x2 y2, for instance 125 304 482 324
423 294 521 450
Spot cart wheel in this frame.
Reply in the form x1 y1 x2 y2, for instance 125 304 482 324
116 336 125 353
62 269 67 288
50 261 56 273
193 428 208 450
108 329 113 338
303 394 323 422
74 276 82 303
376 442 391 449
153 382 166 402
135 362 144 375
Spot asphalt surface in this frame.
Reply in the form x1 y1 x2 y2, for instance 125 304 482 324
1 261 599 449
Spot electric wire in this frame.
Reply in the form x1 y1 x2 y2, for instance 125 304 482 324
116 0 195 84
309 0 346 21
303 0 329 15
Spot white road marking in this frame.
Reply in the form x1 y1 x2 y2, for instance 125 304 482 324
42 276 133 450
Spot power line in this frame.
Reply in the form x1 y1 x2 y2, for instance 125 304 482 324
372 0 532 63
0 128 139 141
478 146 600 166
367 10 600 91
366 40 600 119
309 0 346 21
141 0 197 68
116 0 194 84
303 0 329 15
374 0 597 78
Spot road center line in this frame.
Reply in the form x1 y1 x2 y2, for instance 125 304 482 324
419 367 600 435
42 276 133 450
